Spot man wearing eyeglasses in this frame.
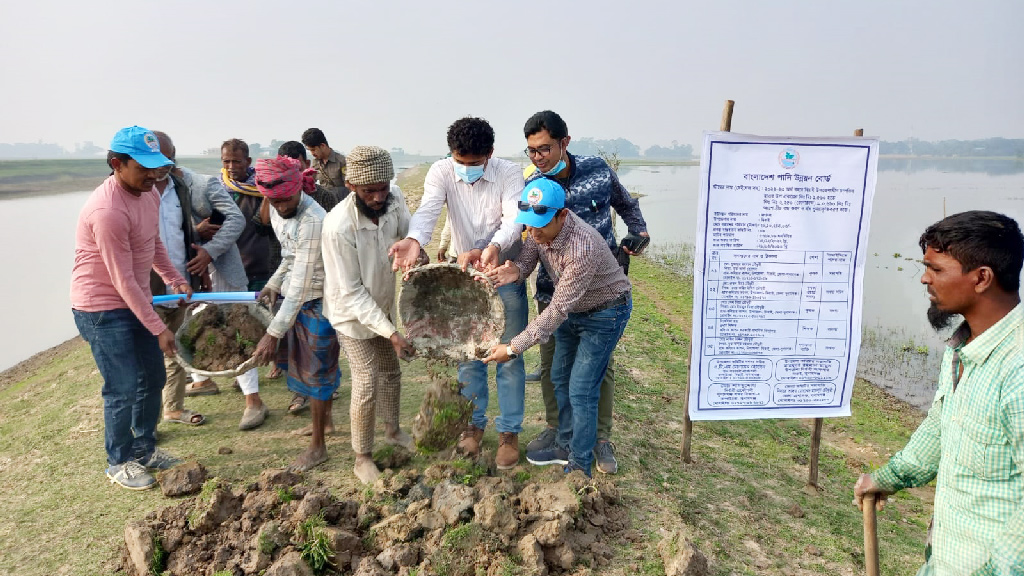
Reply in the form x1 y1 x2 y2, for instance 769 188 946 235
520 110 649 475
483 178 632 478
390 116 527 470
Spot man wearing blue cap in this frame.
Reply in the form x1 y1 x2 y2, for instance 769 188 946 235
483 178 632 477
71 126 192 490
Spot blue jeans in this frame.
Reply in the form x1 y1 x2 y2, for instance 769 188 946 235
73 308 165 466
552 297 632 473
458 280 528 433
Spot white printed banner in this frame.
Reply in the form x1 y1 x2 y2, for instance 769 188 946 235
689 132 878 420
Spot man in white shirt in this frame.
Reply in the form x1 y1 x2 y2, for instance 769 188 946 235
390 117 528 470
322 146 418 484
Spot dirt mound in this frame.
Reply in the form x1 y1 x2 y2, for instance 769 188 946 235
180 304 267 371
398 264 504 362
411 362 474 453
119 465 628 576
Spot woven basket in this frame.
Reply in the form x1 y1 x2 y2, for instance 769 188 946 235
173 302 274 378
398 263 505 362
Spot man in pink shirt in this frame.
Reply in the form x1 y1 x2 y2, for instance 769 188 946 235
71 126 193 490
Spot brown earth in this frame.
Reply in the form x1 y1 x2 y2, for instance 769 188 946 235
119 463 630 576
184 304 267 371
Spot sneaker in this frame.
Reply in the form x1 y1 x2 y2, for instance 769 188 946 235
563 461 591 477
456 425 484 457
106 461 157 490
496 432 520 470
526 427 557 452
594 440 618 474
526 445 569 466
137 448 182 470
525 370 541 383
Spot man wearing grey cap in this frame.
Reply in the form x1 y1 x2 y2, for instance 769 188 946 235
71 126 192 490
322 146 419 484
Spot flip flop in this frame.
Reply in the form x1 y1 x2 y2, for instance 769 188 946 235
164 409 206 426
185 381 220 397
288 394 310 414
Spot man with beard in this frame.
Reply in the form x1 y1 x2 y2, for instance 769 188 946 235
251 156 340 472
322 146 419 483
853 211 1024 575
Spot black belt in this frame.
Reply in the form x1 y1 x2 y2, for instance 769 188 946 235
581 290 630 315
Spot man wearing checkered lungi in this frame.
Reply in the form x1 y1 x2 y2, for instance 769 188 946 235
321 146 419 484
251 155 340 473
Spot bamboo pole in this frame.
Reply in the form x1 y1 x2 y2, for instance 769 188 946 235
806 127 864 487
863 493 880 576
682 99 736 463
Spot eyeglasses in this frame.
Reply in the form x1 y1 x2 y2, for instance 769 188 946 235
518 201 558 215
523 145 554 158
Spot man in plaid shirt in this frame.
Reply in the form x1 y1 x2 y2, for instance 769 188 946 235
854 211 1024 575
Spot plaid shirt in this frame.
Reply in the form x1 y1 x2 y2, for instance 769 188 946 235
312 149 347 197
508 211 630 354
265 194 327 338
872 303 1024 575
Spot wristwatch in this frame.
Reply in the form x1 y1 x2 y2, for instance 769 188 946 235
506 344 519 360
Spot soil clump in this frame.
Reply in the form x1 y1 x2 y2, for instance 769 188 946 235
118 464 629 576
181 304 267 371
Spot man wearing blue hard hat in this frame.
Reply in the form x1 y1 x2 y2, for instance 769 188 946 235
483 178 633 477
71 125 192 490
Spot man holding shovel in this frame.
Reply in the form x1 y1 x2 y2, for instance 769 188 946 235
322 146 418 484
251 156 340 472
853 211 1024 575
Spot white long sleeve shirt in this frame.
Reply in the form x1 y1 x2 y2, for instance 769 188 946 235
322 185 410 340
405 157 524 255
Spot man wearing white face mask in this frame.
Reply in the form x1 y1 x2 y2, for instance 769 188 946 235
390 116 527 470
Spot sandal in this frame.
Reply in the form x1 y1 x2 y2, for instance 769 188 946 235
185 380 220 397
288 394 310 414
267 366 283 379
163 409 206 426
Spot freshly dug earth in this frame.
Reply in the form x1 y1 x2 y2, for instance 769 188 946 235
411 377 473 453
399 264 504 362
182 304 266 371
118 463 629 576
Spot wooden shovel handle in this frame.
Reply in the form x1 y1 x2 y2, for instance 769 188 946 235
863 493 879 576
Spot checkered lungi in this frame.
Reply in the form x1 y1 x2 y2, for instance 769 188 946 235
275 299 341 401
341 334 402 454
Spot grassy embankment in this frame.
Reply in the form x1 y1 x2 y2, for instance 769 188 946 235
0 163 933 576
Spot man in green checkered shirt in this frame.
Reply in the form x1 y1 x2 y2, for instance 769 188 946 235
854 211 1024 575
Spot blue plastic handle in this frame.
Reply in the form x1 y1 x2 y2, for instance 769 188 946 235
152 291 261 306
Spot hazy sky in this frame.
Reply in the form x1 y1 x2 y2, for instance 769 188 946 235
1 0 1021 156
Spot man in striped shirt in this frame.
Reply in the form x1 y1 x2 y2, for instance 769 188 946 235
484 178 632 477
854 211 1024 575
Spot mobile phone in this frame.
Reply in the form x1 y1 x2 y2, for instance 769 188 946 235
620 233 650 254
209 210 226 225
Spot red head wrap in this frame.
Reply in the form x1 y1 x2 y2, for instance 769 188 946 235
255 156 316 199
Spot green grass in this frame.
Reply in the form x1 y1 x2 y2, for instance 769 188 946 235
0 166 934 575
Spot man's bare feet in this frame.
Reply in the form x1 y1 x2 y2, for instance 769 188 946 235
384 428 415 450
291 422 337 436
354 456 380 484
288 446 328 472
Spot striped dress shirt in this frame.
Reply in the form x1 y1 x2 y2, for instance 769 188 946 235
508 211 631 354
872 303 1024 575
405 157 524 255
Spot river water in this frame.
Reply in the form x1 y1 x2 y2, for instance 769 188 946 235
614 159 1024 408
2 160 1023 410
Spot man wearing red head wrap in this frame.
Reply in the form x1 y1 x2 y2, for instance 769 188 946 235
252 156 341 472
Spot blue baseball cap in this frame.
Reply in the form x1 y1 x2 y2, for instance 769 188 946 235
515 178 565 228
109 126 173 169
